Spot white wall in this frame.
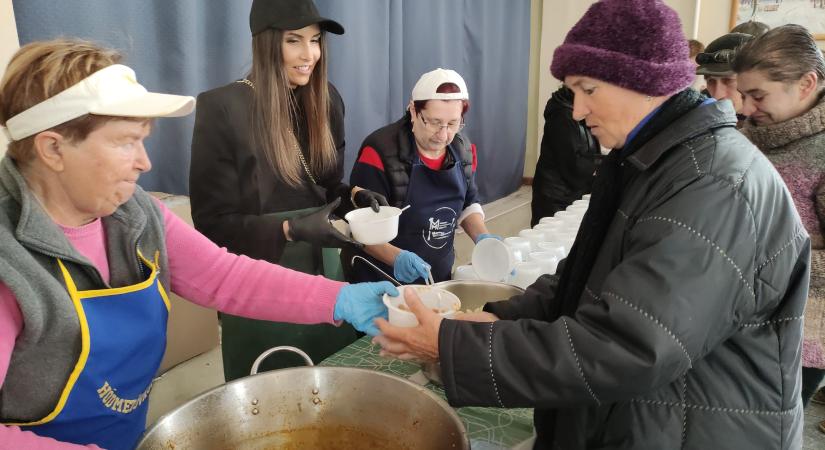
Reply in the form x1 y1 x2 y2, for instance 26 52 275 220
0 0 19 157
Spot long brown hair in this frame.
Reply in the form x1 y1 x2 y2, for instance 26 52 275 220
249 28 336 187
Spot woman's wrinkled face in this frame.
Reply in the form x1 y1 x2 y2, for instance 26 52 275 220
281 24 321 88
57 119 152 221
409 100 464 154
737 69 815 126
565 75 654 149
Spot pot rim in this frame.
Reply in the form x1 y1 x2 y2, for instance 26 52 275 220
139 366 469 447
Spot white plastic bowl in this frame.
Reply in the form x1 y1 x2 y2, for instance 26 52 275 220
507 262 542 289
344 206 402 245
529 251 559 275
383 285 461 327
503 236 532 262
472 238 516 282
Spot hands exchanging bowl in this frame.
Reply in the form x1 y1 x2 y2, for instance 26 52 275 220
374 287 444 361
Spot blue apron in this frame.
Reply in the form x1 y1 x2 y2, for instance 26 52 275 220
392 145 468 282
11 252 170 450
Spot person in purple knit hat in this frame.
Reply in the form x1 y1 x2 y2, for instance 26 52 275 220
373 1 809 448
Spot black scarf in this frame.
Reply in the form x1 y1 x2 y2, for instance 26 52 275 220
554 88 705 318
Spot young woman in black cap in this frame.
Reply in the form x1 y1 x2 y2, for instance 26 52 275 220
189 0 387 381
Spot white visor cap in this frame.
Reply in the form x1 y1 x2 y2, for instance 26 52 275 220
411 68 469 101
3 64 195 141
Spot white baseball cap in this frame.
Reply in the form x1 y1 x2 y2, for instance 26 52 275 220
411 68 469 101
2 64 195 141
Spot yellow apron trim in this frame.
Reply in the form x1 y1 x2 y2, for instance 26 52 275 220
5 259 92 426
144 251 171 312
5 251 170 426
74 250 161 299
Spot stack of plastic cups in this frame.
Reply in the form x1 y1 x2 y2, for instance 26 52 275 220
504 236 532 263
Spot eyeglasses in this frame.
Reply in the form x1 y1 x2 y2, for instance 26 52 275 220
418 113 465 134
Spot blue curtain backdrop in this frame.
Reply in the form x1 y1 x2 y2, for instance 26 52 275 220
12 0 530 202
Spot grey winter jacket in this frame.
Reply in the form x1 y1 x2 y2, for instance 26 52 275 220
0 157 169 422
439 101 809 449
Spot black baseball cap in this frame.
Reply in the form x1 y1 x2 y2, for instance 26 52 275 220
695 33 753 77
250 0 344 36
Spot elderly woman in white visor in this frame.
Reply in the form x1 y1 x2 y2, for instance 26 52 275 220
0 39 395 450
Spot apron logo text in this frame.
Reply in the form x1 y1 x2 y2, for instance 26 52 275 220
97 381 152 414
422 206 457 250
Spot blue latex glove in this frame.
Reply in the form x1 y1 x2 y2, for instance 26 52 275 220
334 282 398 336
393 250 431 283
475 233 502 243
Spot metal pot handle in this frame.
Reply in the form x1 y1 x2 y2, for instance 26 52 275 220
250 346 315 375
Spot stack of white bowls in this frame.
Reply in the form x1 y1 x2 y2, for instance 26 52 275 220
459 194 591 288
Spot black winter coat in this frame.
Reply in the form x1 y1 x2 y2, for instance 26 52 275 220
439 101 809 449
531 86 602 225
189 81 348 263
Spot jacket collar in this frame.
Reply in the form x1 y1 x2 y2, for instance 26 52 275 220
627 100 737 171
0 156 147 264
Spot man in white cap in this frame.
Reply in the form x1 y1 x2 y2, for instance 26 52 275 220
345 68 498 284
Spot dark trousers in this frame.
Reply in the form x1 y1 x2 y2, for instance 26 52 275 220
802 366 825 407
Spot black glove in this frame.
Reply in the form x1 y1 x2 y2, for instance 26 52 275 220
353 188 389 212
287 199 362 248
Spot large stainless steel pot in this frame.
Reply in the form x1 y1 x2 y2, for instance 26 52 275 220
435 279 525 311
423 280 525 385
137 347 469 450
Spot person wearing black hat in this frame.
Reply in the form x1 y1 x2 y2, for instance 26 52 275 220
189 0 388 381
695 32 756 124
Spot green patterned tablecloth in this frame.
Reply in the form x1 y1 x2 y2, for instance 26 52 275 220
321 336 535 449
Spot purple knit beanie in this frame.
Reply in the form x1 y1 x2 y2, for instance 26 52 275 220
550 0 694 96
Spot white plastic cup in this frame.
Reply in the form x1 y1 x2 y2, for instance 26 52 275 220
539 216 564 227
560 222 580 234
503 236 532 262
383 285 461 327
472 238 517 282
518 229 547 252
537 241 567 260
554 210 580 224
533 222 561 234
507 262 542 289
453 264 479 280
529 251 559 275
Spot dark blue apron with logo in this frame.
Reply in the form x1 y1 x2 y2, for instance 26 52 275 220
390 145 468 282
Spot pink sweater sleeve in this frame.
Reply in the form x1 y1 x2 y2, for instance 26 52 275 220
0 200 346 449
157 199 346 323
